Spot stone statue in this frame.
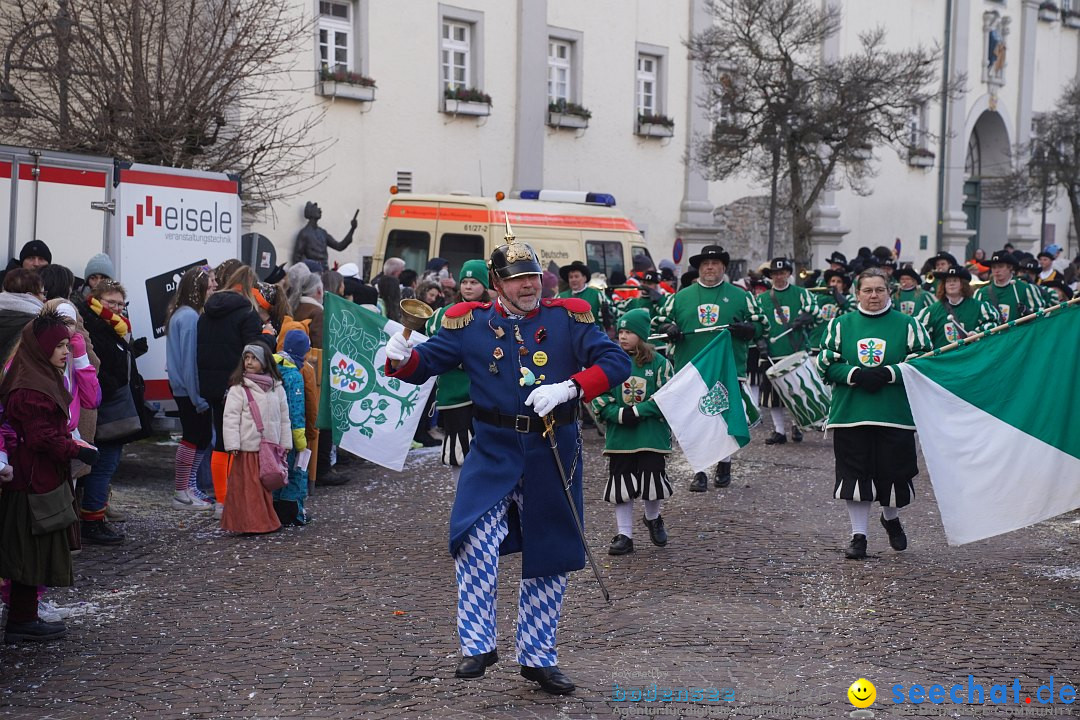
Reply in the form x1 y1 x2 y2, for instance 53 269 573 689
292 201 357 269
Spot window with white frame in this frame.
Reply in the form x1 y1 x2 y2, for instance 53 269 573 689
548 40 572 104
319 1 353 73
442 20 471 92
637 54 658 115
908 102 928 148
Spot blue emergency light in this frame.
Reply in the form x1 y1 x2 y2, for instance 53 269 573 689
518 189 617 206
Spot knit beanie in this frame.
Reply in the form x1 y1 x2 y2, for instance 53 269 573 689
242 343 268 368
458 259 490 288
20 239 52 264
617 308 652 342
84 252 115 280
281 329 311 366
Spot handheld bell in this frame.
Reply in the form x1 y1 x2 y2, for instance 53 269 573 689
399 298 434 339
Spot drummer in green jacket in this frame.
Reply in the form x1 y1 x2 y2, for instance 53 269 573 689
425 258 491 482
915 265 998 349
755 257 819 445
558 261 610 331
809 270 853 350
590 309 674 556
892 265 934 318
816 268 932 560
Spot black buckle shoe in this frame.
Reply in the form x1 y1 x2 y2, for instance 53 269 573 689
845 533 868 559
520 665 575 695
642 515 668 547
455 649 498 678
4 619 67 643
688 472 708 492
880 514 908 551
608 534 634 555
714 461 732 488
80 520 125 546
791 427 803 443
765 431 787 445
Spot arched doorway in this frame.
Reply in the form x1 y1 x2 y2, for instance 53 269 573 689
963 111 1011 257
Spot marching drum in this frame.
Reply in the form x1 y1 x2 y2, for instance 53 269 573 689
764 351 832 431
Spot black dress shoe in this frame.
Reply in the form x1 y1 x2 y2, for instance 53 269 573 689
791 427 804 443
880 514 908 551
4 619 67 643
764 431 787 445
714 461 732 488
608 534 634 555
642 515 668 547
455 649 498 678
845 533 868 559
414 431 441 448
80 520 124 546
688 472 708 492
520 665 575 695
317 469 352 487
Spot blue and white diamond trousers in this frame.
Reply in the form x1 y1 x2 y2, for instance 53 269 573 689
454 488 567 668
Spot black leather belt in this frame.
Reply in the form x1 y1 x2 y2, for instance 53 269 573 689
473 404 577 433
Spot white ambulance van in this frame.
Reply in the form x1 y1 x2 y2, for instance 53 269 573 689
370 190 651 282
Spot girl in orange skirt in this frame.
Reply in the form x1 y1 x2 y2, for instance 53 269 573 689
220 343 291 534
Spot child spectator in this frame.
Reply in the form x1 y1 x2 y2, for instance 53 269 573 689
220 344 291 534
272 334 311 526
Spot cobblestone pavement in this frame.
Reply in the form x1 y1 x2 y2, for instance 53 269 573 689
1 425 1077 720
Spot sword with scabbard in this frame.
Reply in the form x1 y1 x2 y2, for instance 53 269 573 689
541 414 612 604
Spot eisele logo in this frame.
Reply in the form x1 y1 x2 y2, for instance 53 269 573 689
125 194 233 237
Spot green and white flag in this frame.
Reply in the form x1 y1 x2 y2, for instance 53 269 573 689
318 293 435 472
902 303 1080 545
652 331 752 472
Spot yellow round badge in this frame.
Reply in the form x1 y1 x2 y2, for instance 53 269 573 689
532 351 548 367
847 679 876 708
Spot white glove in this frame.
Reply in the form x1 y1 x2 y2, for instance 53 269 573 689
385 331 424 361
525 380 580 417
295 448 312 469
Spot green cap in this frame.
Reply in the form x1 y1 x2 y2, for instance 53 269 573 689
459 259 491 288
617 308 652 342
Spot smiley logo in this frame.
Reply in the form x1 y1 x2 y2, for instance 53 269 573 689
847 678 876 708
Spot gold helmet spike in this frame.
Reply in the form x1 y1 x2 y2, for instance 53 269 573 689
504 212 516 244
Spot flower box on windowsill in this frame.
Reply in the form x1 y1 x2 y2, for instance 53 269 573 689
907 149 935 168
547 112 589 130
636 121 674 138
1038 3 1059 22
1064 11 1080 27
443 98 491 116
319 81 376 102
852 145 874 161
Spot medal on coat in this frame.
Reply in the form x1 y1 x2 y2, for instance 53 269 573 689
519 367 545 386
494 326 505 338
532 351 548 367
518 346 529 356
492 347 504 360
488 361 499 375
514 325 524 343
535 327 547 344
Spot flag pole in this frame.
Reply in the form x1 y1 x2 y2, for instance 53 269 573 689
914 296 1080 360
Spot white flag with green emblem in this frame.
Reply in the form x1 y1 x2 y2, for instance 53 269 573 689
652 331 752 472
318 293 436 472
901 302 1080 545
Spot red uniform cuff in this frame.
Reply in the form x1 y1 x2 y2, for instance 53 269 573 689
572 365 611 403
384 350 419 378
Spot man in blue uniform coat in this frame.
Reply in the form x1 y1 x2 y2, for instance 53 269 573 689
385 237 630 695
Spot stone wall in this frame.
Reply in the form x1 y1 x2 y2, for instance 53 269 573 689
711 195 793 277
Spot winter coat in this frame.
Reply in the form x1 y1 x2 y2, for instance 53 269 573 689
0 292 44 365
166 306 207 411
78 300 151 445
3 389 81 494
292 297 324 349
196 292 263 405
222 378 292 453
275 355 307 451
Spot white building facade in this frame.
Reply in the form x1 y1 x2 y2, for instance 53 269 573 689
251 0 1080 275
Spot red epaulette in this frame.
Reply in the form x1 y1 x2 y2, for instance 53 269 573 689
542 297 595 323
442 301 490 329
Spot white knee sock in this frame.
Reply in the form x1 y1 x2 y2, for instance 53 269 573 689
749 384 761 405
643 499 661 521
846 500 872 536
881 506 899 521
614 501 634 537
771 408 787 435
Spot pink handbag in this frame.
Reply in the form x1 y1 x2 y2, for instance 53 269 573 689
243 386 289 492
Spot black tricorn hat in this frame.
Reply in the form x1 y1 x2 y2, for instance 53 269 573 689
264 263 287 285
987 250 1018 267
823 269 852 289
641 269 662 284
933 266 972 282
932 251 959 266
490 241 542 279
689 244 731 268
1041 277 1073 300
1018 257 1039 272
762 257 794 277
559 260 591 282
827 251 848 268
895 265 921 282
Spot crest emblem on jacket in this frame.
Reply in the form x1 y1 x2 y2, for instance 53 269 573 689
856 338 886 367
900 300 915 316
774 306 790 325
622 376 647 406
697 304 720 326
